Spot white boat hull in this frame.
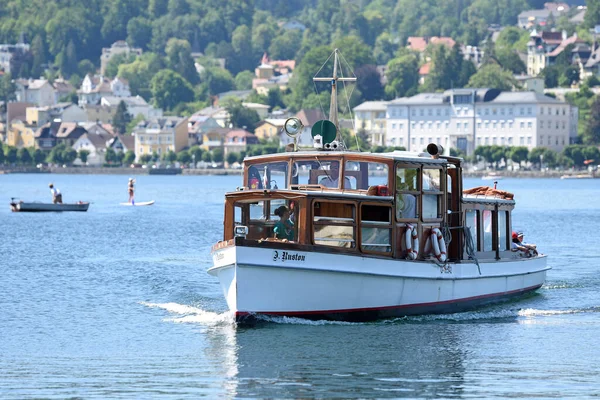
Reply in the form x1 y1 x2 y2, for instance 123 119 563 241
209 246 549 322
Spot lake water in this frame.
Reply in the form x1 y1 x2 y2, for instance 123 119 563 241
1 173 599 398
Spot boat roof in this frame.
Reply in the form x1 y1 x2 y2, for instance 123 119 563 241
245 150 454 165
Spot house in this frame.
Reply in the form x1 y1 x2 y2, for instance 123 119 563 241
527 30 585 76
34 121 87 150
83 104 117 124
78 122 115 136
108 133 135 154
78 75 131 106
279 108 326 148
385 88 577 155
6 102 34 125
418 63 431 85
352 101 389 147
72 132 114 166
187 115 221 146
53 78 76 103
517 4 569 29
0 42 30 74
100 41 142 75
223 129 259 156
6 121 36 148
242 102 270 119
407 36 456 53
195 106 229 128
14 79 56 106
201 127 233 151
133 117 188 161
100 95 162 119
252 53 294 95
255 118 286 140
26 103 87 127
513 75 545 94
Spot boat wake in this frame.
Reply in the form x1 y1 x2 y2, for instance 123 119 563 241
254 314 358 326
140 301 235 326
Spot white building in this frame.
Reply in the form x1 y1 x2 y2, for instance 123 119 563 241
386 88 578 155
78 75 131 106
352 101 389 147
101 95 162 120
100 41 142 75
14 78 56 106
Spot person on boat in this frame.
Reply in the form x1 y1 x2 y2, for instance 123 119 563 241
248 166 263 189
273 205 294 241
511 231 536 257
514 231 538 256
320 163 352 189
128 178 135 205
49 183 62 204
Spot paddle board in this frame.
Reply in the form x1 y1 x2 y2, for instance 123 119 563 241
120 200 155 206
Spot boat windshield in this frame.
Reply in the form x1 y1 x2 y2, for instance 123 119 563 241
247 161 288 189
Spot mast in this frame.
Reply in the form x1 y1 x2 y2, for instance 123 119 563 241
312 48 356 141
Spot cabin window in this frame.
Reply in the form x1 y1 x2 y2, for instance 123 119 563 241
483 210 493 251
395 166 419 220
422 168 443 220
313 201 355 248
360 204 392 253
293 159 350 189
234 204 242 225
235 199 298 241
465 210 479 251
247 161 288 190
344 161 388 190
498 211 508 251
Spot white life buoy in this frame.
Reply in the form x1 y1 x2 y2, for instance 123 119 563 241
431 227 447 262
405 224 419 260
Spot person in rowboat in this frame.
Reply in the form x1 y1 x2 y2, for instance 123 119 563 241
274 205 294 241
128 178 135 205
49 183 62 204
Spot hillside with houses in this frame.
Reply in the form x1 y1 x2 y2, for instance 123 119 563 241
1 0 600 170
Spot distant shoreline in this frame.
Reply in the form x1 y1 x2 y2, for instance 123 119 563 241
0 167 595 179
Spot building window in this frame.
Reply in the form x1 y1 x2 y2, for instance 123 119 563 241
500 122 505 129
400 138 404 145
527 107 532 115
456 122 461 130
555 108 559 115
484 137 489 145
527 122 532 128
508 108 513 115
436 109 441 116
420 137 424 145
540 121 544 128
520 137 524 145
556 122 559 129
562 121 566 129
484 108 489 115
562 108 566 115
527 137 532 145
500 108 505 115
411 137 416 145
492 137 497 144
464 122 468 130
399 123 404 130
477 122 481 129
477 137 482 145
540 107 544 115
445 109 449 116
509 122 513 128
540 136 544 145
428 109 432 116
520 122 524 129
508 137 513 145
392 123 396 130
420 109 424 116
492 122 497 129
492 108 497 115
520 108 524 115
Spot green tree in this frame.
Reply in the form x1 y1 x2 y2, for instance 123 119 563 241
542 65 561 88
224 99 260 132
17 148 32 165
177 150 191 164
149 0 169 18
496 48 526 74
563 145 586 167
123 150 136 165
384 54 419 99
212 147 224 163
0 146 5 164
268 29 302 60
201 67 235 96
151 69 195 110
166 38 199 84
235 70 255 90
226 151 239 165
189 145 204 164
373 32 398 65
584 0 600 29
33 149 46 165
63 147 77 165
105 148 117 164
509 146 529 167
584 95 600 145
140 154 152 163
0 73 16 113
267 87 286 111
77 59 96 77
5 146 17 164
127 17 153 50
289 45 332 109
78 149 90 164
356 64 384 102
30 35 47 78
467 64 517 91
113 101 132 134
202 151 212 162
164 150 177 163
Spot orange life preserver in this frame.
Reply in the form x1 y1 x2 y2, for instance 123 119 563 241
430 227 447 262
405 223 419 260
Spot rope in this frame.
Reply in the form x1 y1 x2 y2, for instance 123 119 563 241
312 50 335 125
337 51 358 151
463 226 481 274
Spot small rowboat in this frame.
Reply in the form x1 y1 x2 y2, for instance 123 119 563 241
10 199 90 212
119 200 155 206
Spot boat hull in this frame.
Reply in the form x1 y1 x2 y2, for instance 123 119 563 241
10 202 90 212
209 246 549 322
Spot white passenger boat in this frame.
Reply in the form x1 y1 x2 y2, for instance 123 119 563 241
208 50 549 323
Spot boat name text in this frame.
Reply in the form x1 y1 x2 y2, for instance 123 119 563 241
273 251 306 263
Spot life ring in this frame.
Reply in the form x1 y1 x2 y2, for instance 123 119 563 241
430 227 447 262
405 224 419 260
